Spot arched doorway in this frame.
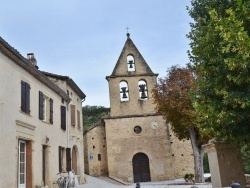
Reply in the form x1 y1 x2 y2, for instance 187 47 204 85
72 146 78 174
132 153 151 183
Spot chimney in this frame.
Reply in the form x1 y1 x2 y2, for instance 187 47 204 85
27 53 39 69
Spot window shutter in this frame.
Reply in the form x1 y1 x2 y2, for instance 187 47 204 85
58 146 62 173
21 81 26 112
49 98 53 124
39 91 44 120
77 110 80 129
71 105 75 126
61 106 66 130
21 81 30 113
26 83 30 113
66 148 71 172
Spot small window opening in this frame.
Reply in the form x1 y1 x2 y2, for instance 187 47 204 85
119 81 129 101
98 154 101 161
127 55 135 71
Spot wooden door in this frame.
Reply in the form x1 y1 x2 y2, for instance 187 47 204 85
132 153 151 183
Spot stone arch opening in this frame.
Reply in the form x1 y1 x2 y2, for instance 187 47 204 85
138 80 148 100
127 54 135 72
132 152 151 183
119 81 129 101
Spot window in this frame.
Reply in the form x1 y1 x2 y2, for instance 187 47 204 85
134 126 142 134
21 81 30 114
39 91 53 123
138 80 148 100
119 81 129 102
98 154 101 161
70 105 75 126
77 110 81 129
127 55 135 71
61 106 66 130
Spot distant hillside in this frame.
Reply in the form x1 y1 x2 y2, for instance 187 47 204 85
82 105 110 128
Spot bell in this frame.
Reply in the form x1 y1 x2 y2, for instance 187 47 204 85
139 84 147 99
141 91 147 99
122 93 128 99
121 87 128 99
128 60 134 68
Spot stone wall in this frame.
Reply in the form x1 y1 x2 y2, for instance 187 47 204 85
104 115 175 183
168 124 194 178
83 123 108 176
107 76 158 117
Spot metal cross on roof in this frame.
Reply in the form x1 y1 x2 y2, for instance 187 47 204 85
126 27 130 33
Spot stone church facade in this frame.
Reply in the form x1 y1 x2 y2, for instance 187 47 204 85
84 33 194 184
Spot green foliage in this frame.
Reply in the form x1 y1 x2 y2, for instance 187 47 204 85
241 144 250 174
82 105 110 128
203 153 210 173
187 0 250 143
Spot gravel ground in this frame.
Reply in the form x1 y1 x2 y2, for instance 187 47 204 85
77 175 212 188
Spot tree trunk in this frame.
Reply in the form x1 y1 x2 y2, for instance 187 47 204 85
188 127 205 183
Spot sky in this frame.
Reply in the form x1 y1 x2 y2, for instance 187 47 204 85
0 1 192 107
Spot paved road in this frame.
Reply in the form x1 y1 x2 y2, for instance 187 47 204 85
77 175 212 188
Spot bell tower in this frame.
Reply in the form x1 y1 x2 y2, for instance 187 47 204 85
103 33 179 184
106 33 158 117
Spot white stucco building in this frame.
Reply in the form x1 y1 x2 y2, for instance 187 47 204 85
0 37 86 188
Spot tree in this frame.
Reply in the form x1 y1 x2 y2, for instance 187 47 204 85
152 65 210 183
82 105 110 128
187 0 250 144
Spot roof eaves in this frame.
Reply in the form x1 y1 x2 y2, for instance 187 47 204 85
66 78 86 100
41 71 86 100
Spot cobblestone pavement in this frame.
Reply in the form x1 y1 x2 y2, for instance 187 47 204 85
77 175 212 188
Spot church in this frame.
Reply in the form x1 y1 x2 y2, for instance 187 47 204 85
83 33 194 184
